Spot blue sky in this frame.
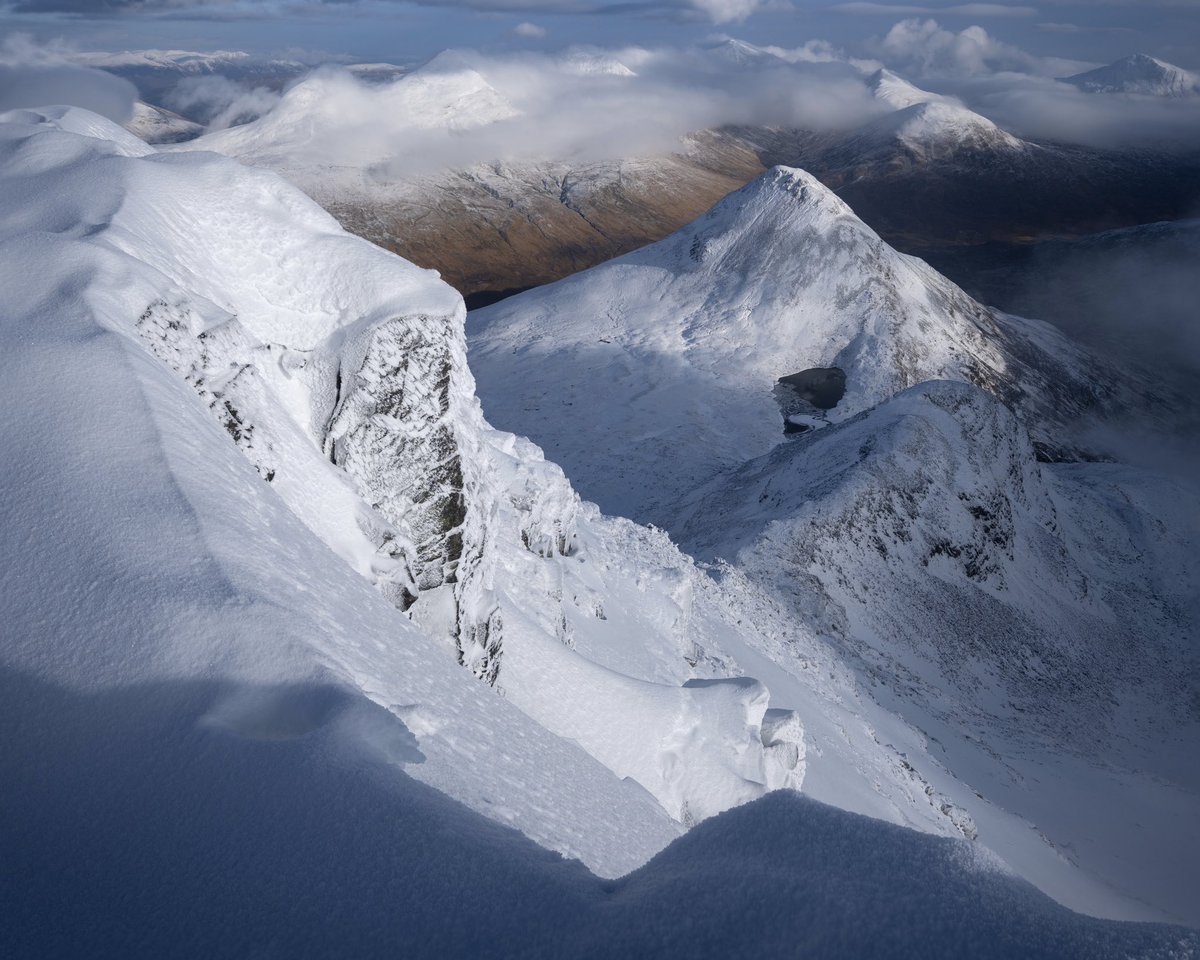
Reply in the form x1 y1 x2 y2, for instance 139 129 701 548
1 1 1198 69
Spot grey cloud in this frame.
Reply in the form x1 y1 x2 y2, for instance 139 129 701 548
964 73 1200 147
4 0 755 23
166 73 280 127
0 34 136 120
216 46 890 179
831 3 1038 16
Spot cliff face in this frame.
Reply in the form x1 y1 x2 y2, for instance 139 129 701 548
0 105 807 833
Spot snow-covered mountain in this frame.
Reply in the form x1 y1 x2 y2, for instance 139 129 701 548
1062 54 1200 97
0 105 812 856
157 45 1200 304
74 48 267 74
3 104 1197 944
124 99 203 143
468 167 1200 923
469 165 1167 525
2 104 1021 891
832 69 1025 164
168 50 763 297
676 380 1200 924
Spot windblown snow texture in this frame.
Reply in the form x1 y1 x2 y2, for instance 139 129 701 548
1 105 1197 957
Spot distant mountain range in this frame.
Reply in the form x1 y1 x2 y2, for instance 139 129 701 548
137 45 1200 302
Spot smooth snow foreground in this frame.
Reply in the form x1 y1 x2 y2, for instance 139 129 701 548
0 106 1194 956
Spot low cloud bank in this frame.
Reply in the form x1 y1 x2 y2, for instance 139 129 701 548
167 74 281 129
0 34 136 122
191 45 895 175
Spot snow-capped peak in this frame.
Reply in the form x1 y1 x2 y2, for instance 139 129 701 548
865 68 948 110
882 98 1023 153
1061 53 1200 97
467 164 1132 526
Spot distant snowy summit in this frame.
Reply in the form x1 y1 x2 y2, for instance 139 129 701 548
124 100 203 144
1061 54 1200 97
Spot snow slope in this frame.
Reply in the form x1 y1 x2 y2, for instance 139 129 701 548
468 165 1150 526
469 165 1199 922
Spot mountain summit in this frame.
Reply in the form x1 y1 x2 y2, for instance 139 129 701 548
1061 54 1200 96
468 165 1148 526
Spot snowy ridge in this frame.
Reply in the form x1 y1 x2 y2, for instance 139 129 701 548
675 380 1200 923
73 48 262 72
468 165 1132 526
469 163 1200 922
0 105 807 843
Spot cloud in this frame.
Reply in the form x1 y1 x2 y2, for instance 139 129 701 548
166 74 281 128
192 45 894 177
831 3 1037 16
962 72 1200 147
0 33 136 121
872 17 1079 76
512 21 547 36
4 0 772 24
689 0 765 23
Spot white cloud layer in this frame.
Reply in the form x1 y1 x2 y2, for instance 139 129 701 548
166 74 281 129
512 21 547 38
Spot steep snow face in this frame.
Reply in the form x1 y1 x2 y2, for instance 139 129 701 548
1062 54 1200 97
0 105 812 842
467 166 1128 526
676 380 1200 925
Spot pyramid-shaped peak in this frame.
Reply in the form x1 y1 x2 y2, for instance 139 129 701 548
1062 54 1199 96
702 166 860 237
